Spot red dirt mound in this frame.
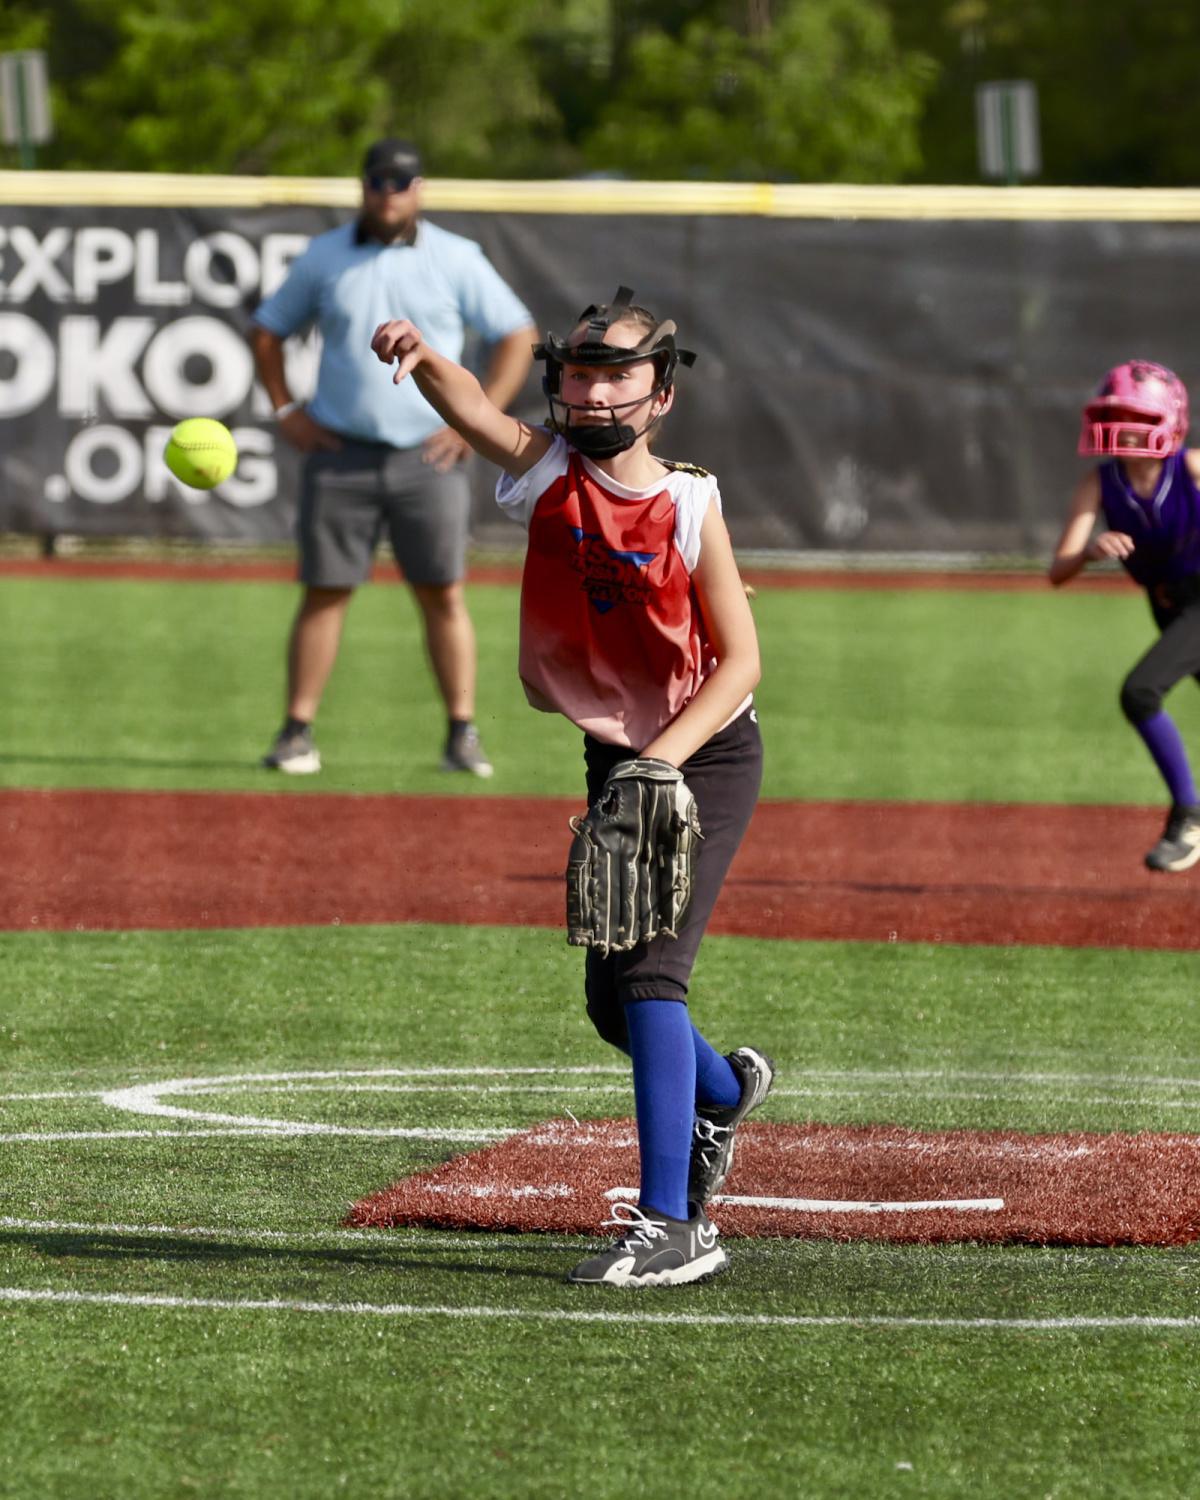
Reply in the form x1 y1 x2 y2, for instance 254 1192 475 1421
346 1118 1200 1247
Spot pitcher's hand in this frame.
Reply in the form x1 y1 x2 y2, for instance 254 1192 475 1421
371 320 426 383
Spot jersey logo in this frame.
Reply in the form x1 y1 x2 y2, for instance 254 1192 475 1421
568 525 657 614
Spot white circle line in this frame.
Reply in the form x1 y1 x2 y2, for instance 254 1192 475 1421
97 1068 627 1135
4 1064 1199 1109
0 1090 111 1103
3 1066 1195 1146
96 1065 1200 1137
184 1082 629 1097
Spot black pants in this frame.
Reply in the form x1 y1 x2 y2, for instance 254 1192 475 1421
582 706 763 1050
1120 589 1200 724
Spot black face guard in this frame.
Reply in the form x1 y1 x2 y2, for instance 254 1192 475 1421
533 286 696 458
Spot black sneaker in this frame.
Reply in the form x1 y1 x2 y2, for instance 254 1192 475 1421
441 722 493 778
687 1046 775 1204
261 724 321 775
567 1201 728 1288
1145 804 1200 873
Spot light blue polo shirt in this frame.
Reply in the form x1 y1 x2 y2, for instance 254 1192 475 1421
252 219 534 446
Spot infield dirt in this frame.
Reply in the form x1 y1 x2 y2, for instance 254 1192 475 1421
2 786 1196 949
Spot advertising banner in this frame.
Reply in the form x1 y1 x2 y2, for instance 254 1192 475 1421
3 196 1200 555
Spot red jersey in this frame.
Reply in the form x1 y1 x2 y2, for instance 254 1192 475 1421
495 434 737 748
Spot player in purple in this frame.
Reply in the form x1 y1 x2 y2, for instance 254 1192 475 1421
1049 359 1200 872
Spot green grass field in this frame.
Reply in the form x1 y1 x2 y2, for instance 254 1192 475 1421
2 573 1199 1499
3 574 1199 801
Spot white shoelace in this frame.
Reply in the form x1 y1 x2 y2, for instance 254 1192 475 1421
602 1201 670 1250
692 1117 731 1159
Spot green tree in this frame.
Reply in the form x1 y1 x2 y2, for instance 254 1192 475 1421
20 0 589 176
889 0 1200 186
53 0 433 174
0 2 47 52
11 0 939 182
582 0 937 181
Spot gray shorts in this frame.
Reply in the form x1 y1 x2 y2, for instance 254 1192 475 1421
297 439 470 588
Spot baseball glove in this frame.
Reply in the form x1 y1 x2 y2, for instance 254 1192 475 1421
565 757 703 956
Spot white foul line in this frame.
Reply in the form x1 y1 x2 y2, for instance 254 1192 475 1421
604 1188 1005 1213
1 1285 1198 1331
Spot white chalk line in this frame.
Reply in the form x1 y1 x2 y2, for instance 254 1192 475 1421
780 1068 1200 1089
0 1064 1195 1150
205 1083 624 1097
1 1090 112 1102
90 1065 1200 1135
603 1188 1005 1213
13 1080 1196 1109
2 1284 1199 1331
4 1064 1199 1113
783 1090 1200 1109
95 1069 612 1137
0 1127 505 1144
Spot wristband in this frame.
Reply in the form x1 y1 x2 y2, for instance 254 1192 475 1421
273 401 301 420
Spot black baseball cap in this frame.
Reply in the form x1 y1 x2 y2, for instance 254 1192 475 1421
362 139 422 186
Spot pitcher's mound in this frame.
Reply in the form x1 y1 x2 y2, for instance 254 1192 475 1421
346 1119 1200 1246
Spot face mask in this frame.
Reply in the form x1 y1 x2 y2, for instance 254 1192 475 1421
562 413 640 459
534 286 696 461
553 388 666 459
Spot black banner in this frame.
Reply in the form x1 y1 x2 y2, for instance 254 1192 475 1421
2 201 1199 555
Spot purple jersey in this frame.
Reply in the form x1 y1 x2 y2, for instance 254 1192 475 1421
1099 452 1200 589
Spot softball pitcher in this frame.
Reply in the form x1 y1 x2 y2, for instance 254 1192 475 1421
371 289 774 1287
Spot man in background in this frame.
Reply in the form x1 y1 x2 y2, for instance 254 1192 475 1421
251 137 535 777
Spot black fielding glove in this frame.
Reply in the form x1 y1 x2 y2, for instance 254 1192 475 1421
565 757 703 956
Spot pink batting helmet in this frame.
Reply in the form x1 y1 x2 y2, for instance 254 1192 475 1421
1078 359 1190 458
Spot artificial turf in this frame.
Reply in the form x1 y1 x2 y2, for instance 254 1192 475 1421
2 924 1199 1498
3 571 1200 1497
2 574 1198 801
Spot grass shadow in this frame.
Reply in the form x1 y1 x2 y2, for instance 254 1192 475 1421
0 1227 568 1284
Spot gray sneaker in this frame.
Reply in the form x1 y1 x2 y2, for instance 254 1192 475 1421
1145 804 1200 873
687 1046 775 1204
567 1201 728 1288
261 724 321 775
441 723 493 778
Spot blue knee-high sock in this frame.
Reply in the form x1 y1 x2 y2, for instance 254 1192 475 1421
624 999 696 1221
1134 710 1198 807
692 1024 741 1110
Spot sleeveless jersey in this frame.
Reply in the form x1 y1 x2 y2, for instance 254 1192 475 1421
495 433 732 748
1098 452 1200 590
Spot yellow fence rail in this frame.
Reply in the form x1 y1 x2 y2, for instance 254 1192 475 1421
5 171 1200 221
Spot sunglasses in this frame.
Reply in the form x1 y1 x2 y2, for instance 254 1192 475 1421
365 173 415 194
